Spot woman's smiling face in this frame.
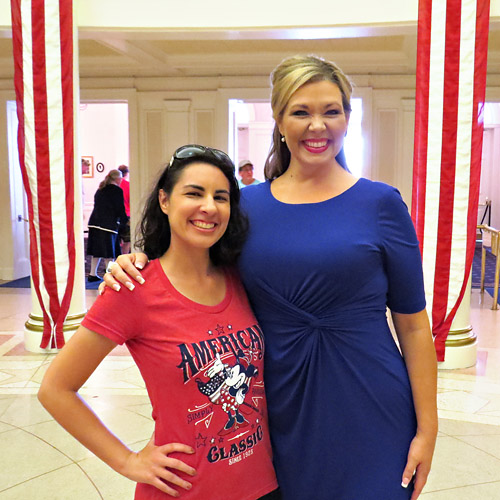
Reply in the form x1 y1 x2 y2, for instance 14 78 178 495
278 79 350 173
159 162 231 254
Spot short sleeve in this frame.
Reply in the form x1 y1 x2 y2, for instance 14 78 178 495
82 287 140 344
377 187 426 314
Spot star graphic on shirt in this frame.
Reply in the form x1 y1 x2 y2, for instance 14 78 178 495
219 437 225 444
215 324 225 336
195 433 207 448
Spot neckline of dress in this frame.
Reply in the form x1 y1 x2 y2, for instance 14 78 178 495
268 177 363 206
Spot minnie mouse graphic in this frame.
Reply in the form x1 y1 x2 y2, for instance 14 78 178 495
196 349 259 435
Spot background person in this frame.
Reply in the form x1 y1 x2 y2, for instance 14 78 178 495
102 55 437 500
86 169 128 282
118 164 131 254
39 145 278 500
238 160 261 188
118 164 131 216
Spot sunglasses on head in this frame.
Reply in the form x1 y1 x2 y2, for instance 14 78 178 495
169 144 233 167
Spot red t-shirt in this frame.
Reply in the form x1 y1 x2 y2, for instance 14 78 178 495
82 259 277 500
120 178 130 216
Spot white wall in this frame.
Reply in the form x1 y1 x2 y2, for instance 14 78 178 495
0 91 17 280
480 125 500 228
1 1 498 32
74 0 419 30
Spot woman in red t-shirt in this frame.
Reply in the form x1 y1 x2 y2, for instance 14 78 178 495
39 145 278 500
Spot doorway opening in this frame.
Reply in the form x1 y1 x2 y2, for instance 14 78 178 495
6 100 29 280
5 100 129 281
479 102 500 228
79 101 129 278
79 102 129 232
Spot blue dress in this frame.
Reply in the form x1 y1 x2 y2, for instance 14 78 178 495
238 178 426 500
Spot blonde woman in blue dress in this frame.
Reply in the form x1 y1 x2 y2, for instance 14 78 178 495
102 55 437 500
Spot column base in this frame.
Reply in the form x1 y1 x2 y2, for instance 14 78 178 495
24 311 86 353
438 325 477 370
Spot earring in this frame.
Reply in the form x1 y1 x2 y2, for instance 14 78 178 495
281 136 286 143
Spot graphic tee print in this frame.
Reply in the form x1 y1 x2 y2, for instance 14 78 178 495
82 260 277 500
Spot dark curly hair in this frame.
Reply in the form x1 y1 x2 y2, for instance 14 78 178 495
135 145 248 266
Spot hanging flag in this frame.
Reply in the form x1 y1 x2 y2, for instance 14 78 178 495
412 0 490 361
11 0 76 349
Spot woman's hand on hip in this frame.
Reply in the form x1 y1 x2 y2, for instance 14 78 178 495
98 253 148 294
122 435 197 497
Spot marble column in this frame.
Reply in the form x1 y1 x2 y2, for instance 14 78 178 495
23 238 87 352
23 11 87 352
438 276 477 370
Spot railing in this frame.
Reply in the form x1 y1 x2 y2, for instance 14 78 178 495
478 199 492 227
478 224 500 310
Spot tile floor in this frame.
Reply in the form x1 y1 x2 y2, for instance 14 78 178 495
0 286 499 499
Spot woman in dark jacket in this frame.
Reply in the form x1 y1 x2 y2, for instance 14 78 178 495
87 169 129 282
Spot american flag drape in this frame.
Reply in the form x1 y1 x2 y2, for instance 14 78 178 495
11 0 76 349
412 0 490 361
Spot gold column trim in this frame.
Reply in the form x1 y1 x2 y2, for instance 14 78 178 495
448 326 474 335
445 325 477 348
25 311 87 333
28 312 86 322
24 321 80 333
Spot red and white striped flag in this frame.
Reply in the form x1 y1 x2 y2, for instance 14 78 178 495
11 0 76 349
412 0 490 361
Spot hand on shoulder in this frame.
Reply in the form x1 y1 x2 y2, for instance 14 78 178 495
99 253 149 294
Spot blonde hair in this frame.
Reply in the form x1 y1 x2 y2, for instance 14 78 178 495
99 169 122 190
264 54 353 180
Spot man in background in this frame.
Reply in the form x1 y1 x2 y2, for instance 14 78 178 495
238 160 261 188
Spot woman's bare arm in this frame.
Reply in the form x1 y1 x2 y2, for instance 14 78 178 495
391 309 438 500
38 326 196 496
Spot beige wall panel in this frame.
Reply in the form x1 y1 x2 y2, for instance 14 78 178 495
144 110 164 187
164 99 191 160
372 89 417 197
375 109 398 186
194 110 215 147
400 98 416 206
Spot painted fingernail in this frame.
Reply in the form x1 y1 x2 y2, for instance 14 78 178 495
125 282 135 291
401 479 409 488
136 276 145 284
112 284 121 292
136 262 144 269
